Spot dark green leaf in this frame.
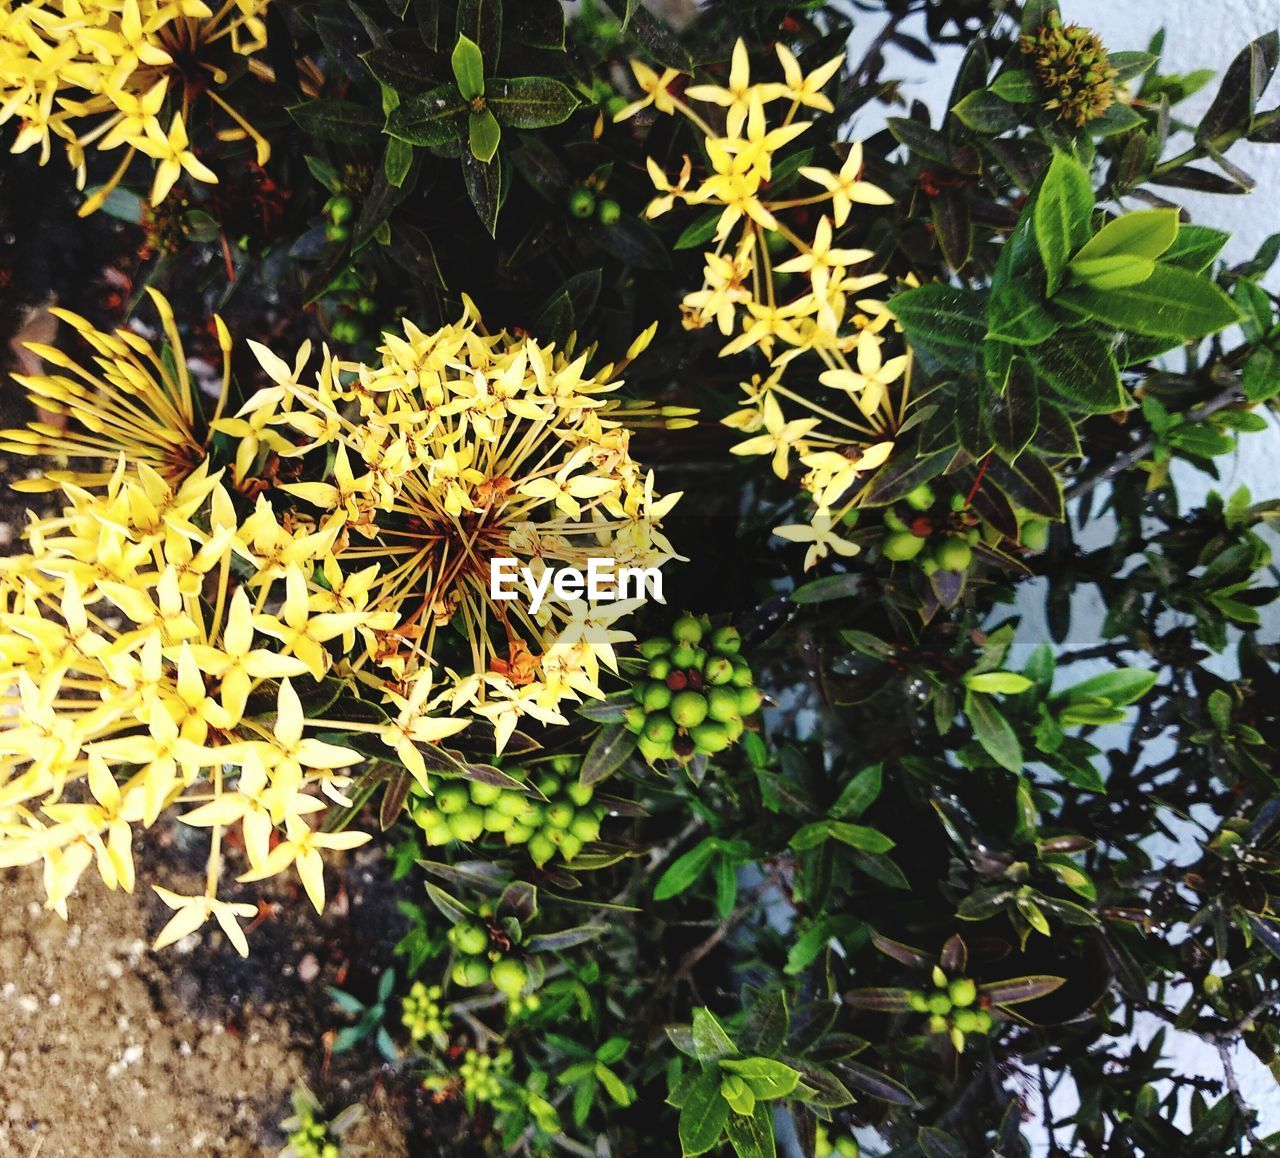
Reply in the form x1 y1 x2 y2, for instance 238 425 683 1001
385 84 467 146
692 1007 739 1063
1026 330 1125 414
507 0 563 49
1197 31 1279 144
982 360 1039 458
461 147 502 235
580 722 638 787
981 974 1066 1005
863 448 953 506
678 1070 729 1157
288 98 383 140
952 90 1022 135
1055 265 1242 338
965 691 1022 772
831 765 882 820
654 837 718 900
890 284 986 371
457 0 502 62
488 76 580 128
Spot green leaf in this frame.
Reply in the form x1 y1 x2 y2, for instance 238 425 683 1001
987 283 1058 345
580 721 637 787
990 70 1039 103
674 209 723 251
964 672 1033 695
952 89 1022 134
385 84 468 146
826 823 894 854
1197 32 1280 144
980 974 1066 1006
965 691 1023 772
1026 330 1125 414
288 98 384 140
457 0 502 63
692 1008 739 1063
1055 668 1157 707
1034 152 1093 294
461 147 502 236
890 284 986 370
1066 254 1155 291
789 574 863 604
1244 348 1280 402
595 1063 632 1106
655 837 719 900
1073 208 1179 263
487 75 580 128
451 34 486 100
468 107 501 162
720 1057 801 1101
1055 265 1242 338
723 1101 776 1158
679 1070 729 1156
982 359 1039 458
831 765 882 820
862 448 952 506
383 136 414 187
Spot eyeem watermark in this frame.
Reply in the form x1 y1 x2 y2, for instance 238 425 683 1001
490 558 665 615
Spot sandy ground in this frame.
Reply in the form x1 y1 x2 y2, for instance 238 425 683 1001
0 859 412 1157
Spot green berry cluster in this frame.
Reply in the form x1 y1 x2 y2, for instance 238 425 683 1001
285 1119 340 1158
905 966 993 1052
400 980 445 1044
412 756 606 866
624 615 761 763
459 1047 511 1102
446 913 540 1011
567 185 621 225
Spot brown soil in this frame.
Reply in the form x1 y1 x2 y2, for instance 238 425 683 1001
0 856 412 1157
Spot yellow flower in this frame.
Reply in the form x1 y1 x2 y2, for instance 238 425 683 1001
152 887 259 957
819 328 911 417
773 215 874 298
612 59 684 121
774 516 861 571
237 813 372 914
799 142 893 228
685 39 784 137
730 393 819 479
133 111 218 204
774 44 845 114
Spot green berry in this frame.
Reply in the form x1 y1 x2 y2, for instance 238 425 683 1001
707 685 741 723
953 1009 980 1033
452 956 490 987
449 920 490 956
566 782 593 807
704 656 735 685
597 199 621 225
723 715 745 742
604 94 628 118
647 657 672 680
490 958 529 997
883 531 926 562
624 705 647 732
949 978 978 1007
737 687 763 716
710 625 741 655
505 822 535 845
934 538 972 572
327 195 355 224
670 643 697 669
483 807 513 833
928 1014 949 1035
435 782 470 815
950 492 967 512
637 735 672 763
329 319 362 344
644 712 676 743
568 188 596 218
643 681 673 711
691 721 731 753
421 815 454 846
496 791 532 819
545 800 575 828
1021 518 1050 552
535 772 560 798
528 832 556 866
927 992 952 1016
974 1010 993 1033
324 221 350 244
920 557 939 576
883 508 909 532
670 690 708 728
356 295 378 316
640 637 671 659
470 780 504 807
671 614 703 644
448 805 486 843
908 992 930 1013
730 659 753 688
556 831 583 861
569 813 600 842
904 483 935 511
551 755 576 775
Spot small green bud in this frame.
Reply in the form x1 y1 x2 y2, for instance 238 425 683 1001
447 805 485 843
908 991 930 1013
949 977 978 1007
566 782 593 807
710 625 741 655
490 958 529 997
326 195 355 224
470 780 504 807
643 681 674 711
449 920 490 956
904 483 935 511
644 712 676 743
927 992 952 1016
934 538 972 572
569 813 600 843
647 657 672 680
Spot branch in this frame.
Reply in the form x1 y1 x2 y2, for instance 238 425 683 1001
1066 380 1245 502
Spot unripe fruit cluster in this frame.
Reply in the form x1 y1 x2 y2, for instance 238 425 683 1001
624 615 760 763
456 1047 514 1104
445 916 539 1010
567 185 621 225
412 756 605 866
878 484 980 575
400 980 445 1044
287 1121 340 1158
905 967 992 1052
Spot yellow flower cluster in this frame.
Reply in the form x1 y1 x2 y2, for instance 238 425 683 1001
0 294 679 951
0 0 271 214
226 298 682 755
619 41 910 569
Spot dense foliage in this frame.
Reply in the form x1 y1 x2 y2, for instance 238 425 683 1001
2 0 1280 1154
